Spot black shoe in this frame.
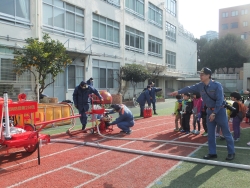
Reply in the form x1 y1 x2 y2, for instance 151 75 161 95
226 153 235 160
82 125 86 130
154 112 158 115
219 135 225 140
203 154 217 159
120 130 126 133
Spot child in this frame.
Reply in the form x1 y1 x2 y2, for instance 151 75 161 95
201 101 208 136
173 94 182 131
230 92 242 142
180 93 193 134
191 92 202 135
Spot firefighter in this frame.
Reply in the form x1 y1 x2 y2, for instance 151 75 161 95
73 81 103 130
106 104 134 134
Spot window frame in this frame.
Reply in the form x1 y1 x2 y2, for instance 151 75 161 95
222 23 228 30
125 26 145 53
231 22 238 29
222 12 228 18
101 0 120 8
148 35 162 58
231 10 238 17
166 22 176 42
148 2 163 28
166 0 176 17
166 50 176 69
92 13 120 48
0 0 31 27
42 0 85 39
92 59 119 89
243 21 248 27
67 64 85 89
125 0 145 19
241 9 248 15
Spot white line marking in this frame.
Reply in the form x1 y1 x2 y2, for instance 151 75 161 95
66 166 100 177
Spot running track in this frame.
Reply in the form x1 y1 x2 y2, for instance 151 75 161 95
0 115 248 188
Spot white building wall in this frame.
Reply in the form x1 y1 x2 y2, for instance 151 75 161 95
243 63 250 91
0 0 197 101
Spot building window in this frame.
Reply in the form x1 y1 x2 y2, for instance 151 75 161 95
166 50 176 69
0 0 30 27
92 14 120 48
148 35 162 57
222 12 228 18
241 33 247 40
125 0 144 19
166 0 176 17
231 22 238 28
222 24 228 30
43 0 84 39
101 0 120 7
231 11 238 17
68 65 84 89
241 9 248 15
166 22 176 42
148 2 162 28
243 21 248 27
0 59 16 81
92 59 120 89
125 26 144 53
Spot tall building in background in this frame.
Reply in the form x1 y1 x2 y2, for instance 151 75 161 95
219 4 250 45
200 31 218 41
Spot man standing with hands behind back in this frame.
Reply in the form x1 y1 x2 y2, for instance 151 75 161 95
170 67 235 160
149 81 162 115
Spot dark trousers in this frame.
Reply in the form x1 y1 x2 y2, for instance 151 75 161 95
232 116 241 139
139 104 145 116
193 114 201 131
152 101 156 112
78 104 90 130
182 113 191 132
202 114 207 132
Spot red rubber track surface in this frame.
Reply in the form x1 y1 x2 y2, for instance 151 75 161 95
1 115 249 188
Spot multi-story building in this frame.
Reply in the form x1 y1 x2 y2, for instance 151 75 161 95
0 0 197 101
219 3 250 45
200 31 218 41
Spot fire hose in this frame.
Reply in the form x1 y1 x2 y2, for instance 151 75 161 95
51 122 250 170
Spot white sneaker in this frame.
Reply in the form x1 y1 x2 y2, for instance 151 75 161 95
191 130 196 134
247 142 250 146
216 133 220 137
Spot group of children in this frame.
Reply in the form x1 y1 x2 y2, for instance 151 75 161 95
173 91 250 143
173 93 207 136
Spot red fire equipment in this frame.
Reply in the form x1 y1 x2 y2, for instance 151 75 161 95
143 107 152 118
0 92 80 165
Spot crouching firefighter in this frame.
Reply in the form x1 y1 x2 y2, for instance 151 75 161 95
106 104 134 134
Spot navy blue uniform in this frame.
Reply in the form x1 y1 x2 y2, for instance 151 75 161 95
109 105 134 132
150 87 162 113
86 79 93 86
178 80 235 155
73 85 102 130
136 90 151 116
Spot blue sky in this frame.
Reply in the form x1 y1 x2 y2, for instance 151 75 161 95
178 0 250 38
